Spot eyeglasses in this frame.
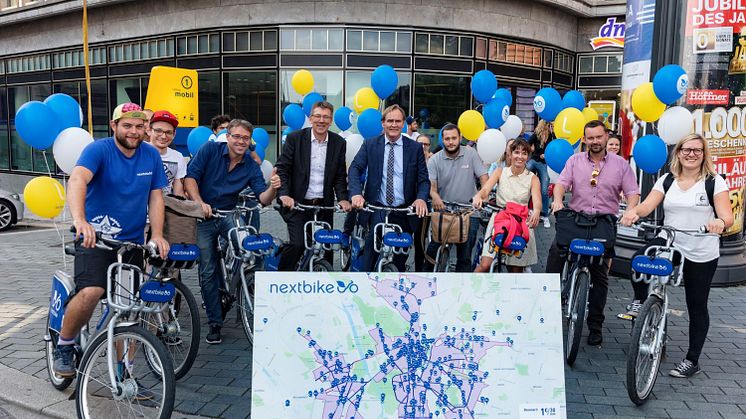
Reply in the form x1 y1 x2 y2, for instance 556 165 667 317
151 127 174 137
228 133 251 142
311 114 332 121
680 147 704 156
590 169 600 187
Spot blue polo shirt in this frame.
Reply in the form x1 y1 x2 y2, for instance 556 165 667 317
186 141 267 210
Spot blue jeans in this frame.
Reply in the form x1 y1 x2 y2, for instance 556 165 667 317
527 160 550 217
425 215 480 272
196 216 235 328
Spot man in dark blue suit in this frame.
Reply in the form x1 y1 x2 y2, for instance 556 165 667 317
348 104 430 271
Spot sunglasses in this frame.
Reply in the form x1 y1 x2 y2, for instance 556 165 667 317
590 169 600 187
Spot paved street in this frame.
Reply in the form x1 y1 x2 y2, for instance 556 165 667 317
0 212 744 418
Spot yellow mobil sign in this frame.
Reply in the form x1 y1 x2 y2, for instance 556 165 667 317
144 66 198 127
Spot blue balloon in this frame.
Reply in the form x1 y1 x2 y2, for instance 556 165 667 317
15 101 62 150
633 135 668 174
255 144 266 161
493 88 513 106
653 64 688 105
334 106 354 131
357 108 383 139
282 127 292 136
371 65 398 99
302 92 324 116
402 122 408 134
253 128 270 149
545 139 574 173
471 70 498 104
533 88 562 122
283 104 305 130
187 126 212 156
562 90 586 111
44 93 82 130
483 98 510 129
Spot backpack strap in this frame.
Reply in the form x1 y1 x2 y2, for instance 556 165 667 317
661 173 674 194
705 176 715 215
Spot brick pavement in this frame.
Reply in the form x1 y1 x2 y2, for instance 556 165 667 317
0 214 744 418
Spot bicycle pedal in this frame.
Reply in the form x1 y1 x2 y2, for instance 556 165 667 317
616 313 635 321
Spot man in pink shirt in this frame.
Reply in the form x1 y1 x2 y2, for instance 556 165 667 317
547 119 640 346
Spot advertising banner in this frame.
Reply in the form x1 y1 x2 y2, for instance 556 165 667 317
144 66 199 128
251 272 567 419
683 0 746 237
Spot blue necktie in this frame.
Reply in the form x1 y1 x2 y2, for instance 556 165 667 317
386 142 395 205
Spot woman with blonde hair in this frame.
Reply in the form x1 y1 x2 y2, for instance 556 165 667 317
620 133 733 378
527 120 554 228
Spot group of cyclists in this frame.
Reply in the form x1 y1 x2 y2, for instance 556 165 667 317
53 99 734 392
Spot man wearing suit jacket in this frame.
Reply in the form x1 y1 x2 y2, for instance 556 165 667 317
275 101 351 271
349 104 429 271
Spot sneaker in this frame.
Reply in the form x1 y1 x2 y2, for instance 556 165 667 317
617 300 642 321
587 330 603 346
669 359 701 378
163 336 183 346
134 379 155 401
543 217 551 229
53 344 76 378
206 326 222 344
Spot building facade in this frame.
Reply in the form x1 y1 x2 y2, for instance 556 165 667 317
0 0 625 192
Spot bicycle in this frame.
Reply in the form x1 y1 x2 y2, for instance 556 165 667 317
429 201 474 273
277 203 348 272
361 204 416 272
141 244 201 380
558 211 609 366
211 203 275 344
45 233 175 418
625 222 712 405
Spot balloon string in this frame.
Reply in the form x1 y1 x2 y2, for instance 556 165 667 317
82 0 93 136
42 150 67 271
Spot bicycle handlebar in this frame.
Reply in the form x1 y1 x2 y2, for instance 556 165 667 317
363 204 417 215
632 221 713 236
70 227 158 256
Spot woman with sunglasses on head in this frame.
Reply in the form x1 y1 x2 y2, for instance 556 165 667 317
620 133 733 378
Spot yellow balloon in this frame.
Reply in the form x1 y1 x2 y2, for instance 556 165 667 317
23 176 65 219
353 87 380 113
631 82 666 122
582 107 599 123
554 108 585 144
458 110 486 141
291 70 314 96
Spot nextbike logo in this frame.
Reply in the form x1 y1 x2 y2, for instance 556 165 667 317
269 280 359 294
574 244 600 251
170 250 197 256
142 289 173 296
635 262 668 271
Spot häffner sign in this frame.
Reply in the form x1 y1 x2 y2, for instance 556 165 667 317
590 17 626 50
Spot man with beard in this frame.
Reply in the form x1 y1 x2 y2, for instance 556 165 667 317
53 103 170 377
546 119 639 346
184 119 281 344
349 104 430 272
424 124 487 272
145 110 185 196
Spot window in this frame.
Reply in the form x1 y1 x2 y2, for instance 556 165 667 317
475 37 487 60
0 87 8 170
8 86 32 171
515 87 537 134
554 51 574 73
348 29 411 53
225 71 278 162
345 71 412 133
0 60 4 75
198 72 221 127
577 53 622 74
488 40 541 67
110 78 141 109
279 28 344 52
415 33 473 57
413 74 470 137
347 30 362 51
6 53 50 73
579 56 593 73
108 38 173 63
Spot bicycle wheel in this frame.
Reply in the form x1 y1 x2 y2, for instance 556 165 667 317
340 245 352 271
626 295 664 405
75 325 175 419
381 263 398 273
45 315 74 391
435 246 450 272
565 269 589 366
312 259 333 272
237 267 255 344
141 280 200 381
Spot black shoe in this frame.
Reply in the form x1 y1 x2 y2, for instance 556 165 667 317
587 331 603 346
206 326 222 344
53 344 76 378
669 359 701 378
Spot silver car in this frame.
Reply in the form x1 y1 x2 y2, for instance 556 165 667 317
0 189 24 231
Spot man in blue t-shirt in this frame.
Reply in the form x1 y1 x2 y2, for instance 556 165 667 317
52 102 170 378
184 118 280 344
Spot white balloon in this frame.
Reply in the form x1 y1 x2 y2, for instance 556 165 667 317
260 160 273 183
215 132 227 143
500 115 523 140
338 129 351 139
476 129 507 165
208 133 217 141
658 106 693 145
548 167 560 183
345 134 365 167
53 127 94 174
